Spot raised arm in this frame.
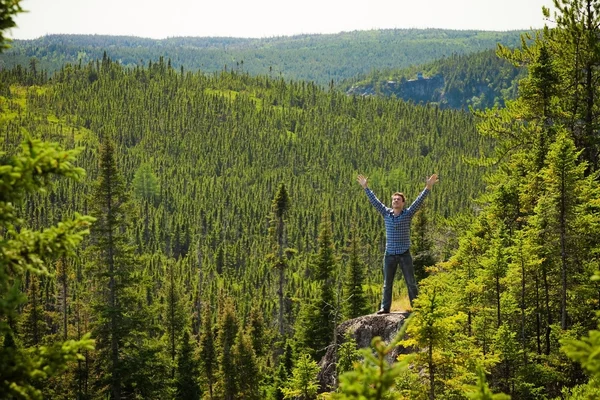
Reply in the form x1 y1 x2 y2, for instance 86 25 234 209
426 174 439 190
357 174 388 216
406 174 438 216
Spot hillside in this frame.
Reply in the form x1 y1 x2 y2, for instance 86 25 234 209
6 0 600 397
0 29 526 85
1 58 494 396
342 48 526 109
1 57 487 262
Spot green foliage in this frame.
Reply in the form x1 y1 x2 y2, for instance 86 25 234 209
132 163 160 204
295 213 337 360
233 330 261 400
216 296 239 400
0 0 22 50
199 303 217 399
334 315 414 400
282 353 320 400
0 30 525 85
7 2 600 397
342 226 368 319
562 324 600 386
335 332 361 376
0 139 94 399
342 49 525 110
174 331 201 400
401 273 488 399
465 366 511 400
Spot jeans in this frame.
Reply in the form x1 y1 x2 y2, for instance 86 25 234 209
380 252 419 311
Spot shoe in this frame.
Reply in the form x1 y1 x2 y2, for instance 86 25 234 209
376 308 390 315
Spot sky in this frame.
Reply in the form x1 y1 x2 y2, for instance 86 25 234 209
10 0 556 40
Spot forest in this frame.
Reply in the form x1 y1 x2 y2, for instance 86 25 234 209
341 49 526 110
3 0 600 399
0 29 525 86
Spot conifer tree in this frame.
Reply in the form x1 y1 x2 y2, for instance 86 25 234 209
216 296 239 400
537 132 588 329
0 0 22 50
269 182 292 339
174 330 201 400
88 137 165 399
343 226 368 319
282 353 320 400
199 303 217 399
19 273 47 347
247 304 267 358
233 329 261 400
295 212 336 360
162 257 188 380
0 139 94 399
411 208 436 282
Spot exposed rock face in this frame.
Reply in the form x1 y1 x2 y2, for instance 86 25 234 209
346 75 444 105
317 312 411 392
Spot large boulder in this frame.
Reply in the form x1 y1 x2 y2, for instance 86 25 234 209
317 311 411 392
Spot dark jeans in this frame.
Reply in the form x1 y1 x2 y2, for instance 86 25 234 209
380 252 419 311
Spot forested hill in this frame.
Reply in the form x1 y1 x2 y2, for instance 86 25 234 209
1 57 490 396
2 57 487 259
343 49 526 109
0 29 526 85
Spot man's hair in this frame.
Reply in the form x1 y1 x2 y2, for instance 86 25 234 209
392 192 405 202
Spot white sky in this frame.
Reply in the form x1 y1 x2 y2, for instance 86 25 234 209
10 0 555 40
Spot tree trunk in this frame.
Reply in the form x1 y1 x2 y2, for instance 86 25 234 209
543 264 551 355
560 173 568 330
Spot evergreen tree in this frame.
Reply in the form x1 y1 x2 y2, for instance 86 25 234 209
0 0 22 50
269 182 292 339
411 208 436 282
281 353 320 400
295 212 336 360
174 330 201 400
162 257 188 380
0 139 94 399
199 303 217 400
233 329 261 400
88 137 166 399
343 226 368 319
537 132 588 329
216 296 239 400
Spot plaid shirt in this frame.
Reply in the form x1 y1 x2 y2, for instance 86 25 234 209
365 187 430 255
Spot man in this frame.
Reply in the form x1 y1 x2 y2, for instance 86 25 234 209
357 173 438 314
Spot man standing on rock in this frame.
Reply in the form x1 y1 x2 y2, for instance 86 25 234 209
357 173 438 314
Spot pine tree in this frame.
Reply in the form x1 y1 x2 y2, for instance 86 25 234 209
0 139 94 399
233 329 261 400
88 137 165 399
269 182 292 339
199 303 217 399
0 0 23 50
343 226 368 319
281 353 320 400
216 296 239 400
295 212 337 360
537 132 588 329
174 330 201 400
162 257 187 380
411 208 436 283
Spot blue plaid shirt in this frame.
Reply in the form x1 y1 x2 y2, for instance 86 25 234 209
365 187 430 255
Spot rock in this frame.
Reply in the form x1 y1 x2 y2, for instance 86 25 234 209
317 311 411 392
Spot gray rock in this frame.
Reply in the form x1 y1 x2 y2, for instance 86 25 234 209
317 311 411 392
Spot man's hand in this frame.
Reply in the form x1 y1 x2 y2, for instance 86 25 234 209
426 174 439 190
357 174 368 189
